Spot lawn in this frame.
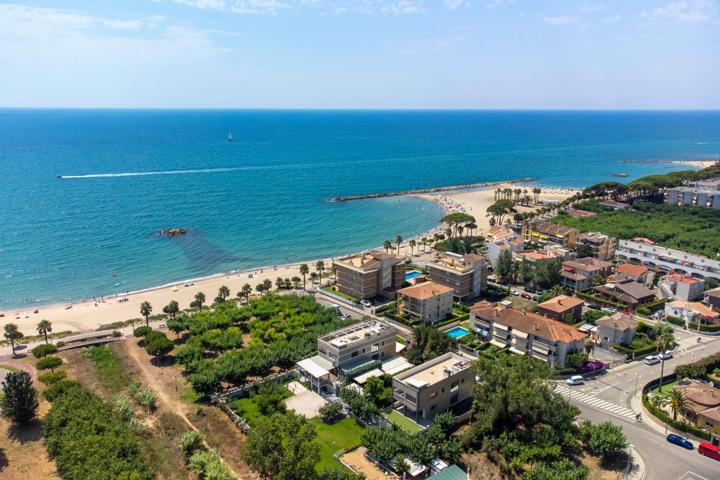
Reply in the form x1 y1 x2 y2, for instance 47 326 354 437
652 379 679 395
322 286 359 303
310 417 365 472
83 344 130 393
382 409 423 434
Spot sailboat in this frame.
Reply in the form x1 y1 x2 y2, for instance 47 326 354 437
227 131 234 142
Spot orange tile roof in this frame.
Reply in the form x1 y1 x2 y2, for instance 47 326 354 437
471 304 586 343
616 263 648 277
518 251 552 261
664 272 703 284
538 295 584 313
398 281 454 300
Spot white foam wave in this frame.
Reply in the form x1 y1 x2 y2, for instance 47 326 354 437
58 167 242 179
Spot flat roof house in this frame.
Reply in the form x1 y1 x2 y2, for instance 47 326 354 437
397 281 455 325
575 232 617 261
392 351 476 424
658 272 705 302
595 313 637 349
427 252 487 301
560 257 614 291
471 303 586 368
334 251 405 300
522 220 580 247
537 295 584 323
616 239 720 281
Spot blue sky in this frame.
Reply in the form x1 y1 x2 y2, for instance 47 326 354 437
0 1 718 108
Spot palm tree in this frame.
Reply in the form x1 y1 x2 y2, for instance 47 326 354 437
466 223 476 237
36 319 52 344
218 285 230 301
255 283 265 295
420 237 428 252
395 235 403 255
532 187 541 204
140 301 153 327
457 225 464 237
656 327 675 391
495 188 502 200
163 300 179 321
409 239 416 255
194 292 206 310
330 264 338 282
291 276 301 289
315 260 325 285
299 263 309 290
383 240 392 253
4 323 23 356
237 283 252 302
262 279 272 293
276 277 285 290
514 188 522 202
665 389 687 422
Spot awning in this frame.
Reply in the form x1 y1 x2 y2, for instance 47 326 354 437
494 323 509 331
297 355 331 378
490 339 507 349
532 345 550 355
354 368 384 385
509 347 525 355
513 330 529 339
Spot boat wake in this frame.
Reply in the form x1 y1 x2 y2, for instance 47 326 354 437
58 167 243 179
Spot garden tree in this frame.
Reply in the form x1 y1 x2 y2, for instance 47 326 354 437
524 459 589 480
256 283 266 295
340 385 379 421
3 323 23 356
407 326 457 365
145 332 174 361
276 277 286 290
36 319 53 344
193 292 206 309
242 412 319 480
218 285 230 301
254 382 289 417
565 351 588 371
32 343 58 358
532 258 562 289
442 212 476 237
37 356 63 372
177 430 205 459
592 274 607 286
396 234 403 254
664 389 687 421
362 426 405 462
315 260 326 285
263 279 273 293
140 300 153 327
318 400 343 424
406 434 435 465
299 263 309 289
486 199 516 225
675 363 706 379
537 285 565 304
363 374 392 408
383 240 392 253
578 421 628 462
0 370 39 424
330 264 338 281
655 323 675 390
394 455 410 480
704 277 720 291
518 260 533 285
163 300 180 320
291 276 302 288
495 249 514 284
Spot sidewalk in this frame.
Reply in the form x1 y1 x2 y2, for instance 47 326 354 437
628 445 646 480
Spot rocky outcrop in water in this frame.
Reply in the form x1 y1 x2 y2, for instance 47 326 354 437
158 228 188 237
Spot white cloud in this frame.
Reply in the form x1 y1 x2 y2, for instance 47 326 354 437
542 15 581 26
579 1 605 14
444 0 469 10
164 0 427 15
173 0 227 9
643 0 718 24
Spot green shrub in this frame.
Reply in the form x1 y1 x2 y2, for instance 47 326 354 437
177 430 205 459
44 380 83 402
133 326 152 337
578 420 628 460
38 371 67 385
189 448 236 480
32 343 58 358
37 356 63 371
319 400 344 424
128 381 157 412
112 393 134 422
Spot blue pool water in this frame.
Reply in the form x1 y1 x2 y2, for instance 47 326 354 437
404 271 422 281
446 326 470 339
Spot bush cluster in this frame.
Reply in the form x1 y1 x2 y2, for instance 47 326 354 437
32 343 58 358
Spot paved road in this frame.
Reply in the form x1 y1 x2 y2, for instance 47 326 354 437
557 331 720 480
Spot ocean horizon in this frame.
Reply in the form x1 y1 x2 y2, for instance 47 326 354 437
2 109 719 309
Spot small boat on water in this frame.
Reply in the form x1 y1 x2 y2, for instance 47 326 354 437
227 131 234 142
611 173 629 178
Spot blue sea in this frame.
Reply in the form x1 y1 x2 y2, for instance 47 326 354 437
1 110 719 309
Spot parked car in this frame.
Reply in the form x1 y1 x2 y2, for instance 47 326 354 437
643 355 661 366
566 375 584 386
587 304 600 310
604 306 617 314
653 311 665 320
520 292 532 299
509 289 520 296
666 434 693 450
658 350 673 360
698 441 720 460
360 299 372 308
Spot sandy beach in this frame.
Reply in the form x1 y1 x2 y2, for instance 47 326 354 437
2 183 577 337
670 160 718 169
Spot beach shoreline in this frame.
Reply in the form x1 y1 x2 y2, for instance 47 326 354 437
0 182 585 335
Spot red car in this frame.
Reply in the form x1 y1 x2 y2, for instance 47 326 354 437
698 442 720 461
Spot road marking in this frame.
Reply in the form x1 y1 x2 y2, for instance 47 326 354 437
554 385 637 421
678 472 709 480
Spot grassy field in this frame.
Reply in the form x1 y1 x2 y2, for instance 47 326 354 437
382 409 423 434
653 379 679 395
310 416 365 472
84 344 131 393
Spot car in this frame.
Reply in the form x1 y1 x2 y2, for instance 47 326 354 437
658 350 673 360
643 355 661 365
566 375 584 386
509 289 520 296
587 304 600 310
666 434 693 450
604 306 617 314
360 299 372 308
698 441 720 460
653 311 665 320
520 292 532 299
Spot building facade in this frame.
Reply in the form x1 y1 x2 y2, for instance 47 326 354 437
665 178 720 210
334 251 405 300
522 220 580 247
317 320 397 372
658 273 705 301
575 232 617 261
397 281 455 325
392 351 476 423
471 303 586 368
560 257 614 291
595 313 637 348
536 295 584 322
427 252 488 301
616 239 720 281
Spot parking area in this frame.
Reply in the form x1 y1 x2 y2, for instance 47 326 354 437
284 381 327 418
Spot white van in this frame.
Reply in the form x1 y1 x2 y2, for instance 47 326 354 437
566 375 584 386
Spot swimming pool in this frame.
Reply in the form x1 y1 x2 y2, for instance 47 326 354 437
404 271 422 281
446 326 469 339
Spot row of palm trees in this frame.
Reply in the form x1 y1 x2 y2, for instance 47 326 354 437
495 186 542 205
3 319 53 356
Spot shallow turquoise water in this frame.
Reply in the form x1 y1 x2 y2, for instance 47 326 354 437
446 327 470 339
1 110 718 308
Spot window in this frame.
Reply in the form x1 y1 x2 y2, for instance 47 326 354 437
371 344 379 353
351 351 359 358
430 392 437 399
